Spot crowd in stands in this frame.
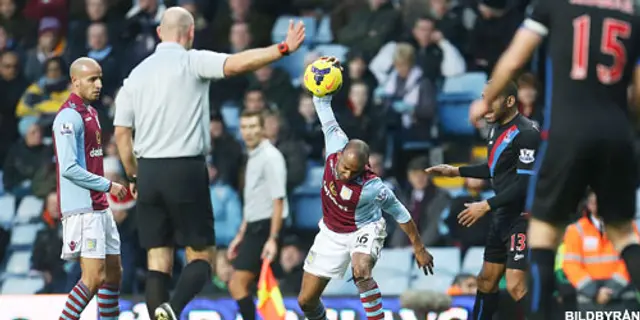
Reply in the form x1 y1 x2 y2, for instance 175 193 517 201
1 0 639 311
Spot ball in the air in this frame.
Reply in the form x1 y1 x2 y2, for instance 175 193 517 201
303 59 343 97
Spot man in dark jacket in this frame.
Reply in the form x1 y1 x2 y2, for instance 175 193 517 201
0 51 28 167
32 192 66 293
337 0 402 57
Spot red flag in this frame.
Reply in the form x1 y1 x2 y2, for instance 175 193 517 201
257 260 286 320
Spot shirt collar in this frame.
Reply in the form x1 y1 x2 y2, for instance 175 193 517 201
68 93 89 110
248 139 269 157
155 42 187 52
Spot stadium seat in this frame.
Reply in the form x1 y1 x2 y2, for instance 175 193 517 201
0 170 4 194
314 44 349 62
315 15 333 43
9 223 43 248
272 45 310 82
442 72 488 98
0 276 44 294
14 196 44 225
402 141 433 151
6 251 32 275
409 247 461 293
0 194 16 229
293 195 323 229
271 16 317 45
461 246 485 274
372 248 413 295
472 145 488 160
438 93 476 136
293 165 324 195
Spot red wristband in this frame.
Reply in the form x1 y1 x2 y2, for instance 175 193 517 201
278 42 290 56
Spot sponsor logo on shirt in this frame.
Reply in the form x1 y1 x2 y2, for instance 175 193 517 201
60 123 74 135
375 188 389 202
519 149 535 164
89 148 103 158
323 180 349 212
514 253 525 261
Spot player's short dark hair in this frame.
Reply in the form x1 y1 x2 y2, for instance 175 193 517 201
414 14 437 26
499 80 519 100
517 72 539 89
240 109 265 127
407 156 430 172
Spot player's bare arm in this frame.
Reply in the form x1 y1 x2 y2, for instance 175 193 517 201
262 198 284 261
632 65 640 110
223 20 305 77
426 163 491 179
228 220 247 260
114 126 138 197
470 28 543 124
397 220 435 275
424 164 460 177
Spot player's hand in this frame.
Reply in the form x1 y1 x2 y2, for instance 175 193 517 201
320 56 344 71
458 200 491 227
413 245 434 275
109 182 127 200
596 287 613 305
424 164 460 177
261 238 278 262
129 182 138 199
285 19 306 52
227 235 243 261
469 99 490 127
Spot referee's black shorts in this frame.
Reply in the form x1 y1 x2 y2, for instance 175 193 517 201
527 131 637 226
232 219 275 275
136 156 215 249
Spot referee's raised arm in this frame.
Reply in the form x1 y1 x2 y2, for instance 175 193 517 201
112 6 307 320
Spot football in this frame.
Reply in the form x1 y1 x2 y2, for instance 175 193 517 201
303 58 343 97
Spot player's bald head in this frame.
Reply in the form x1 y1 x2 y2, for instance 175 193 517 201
159 7 194 40
342 139 370 170
70 57 101 79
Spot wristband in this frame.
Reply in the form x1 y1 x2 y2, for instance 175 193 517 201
128 175 137 184
277 42 290 56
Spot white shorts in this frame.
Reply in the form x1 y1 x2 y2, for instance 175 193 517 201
60 209 121 260
304 218 387 279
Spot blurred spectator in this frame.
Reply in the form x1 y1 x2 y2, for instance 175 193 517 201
2 121 51 197
179 0 209 49
16 57 70 120
371 16 466 85
447 273 478 296
23 0 69 27
0 25 13 52
249 65 297 116
209 114 243 190
122 0 165 72
369 152 402 194
30 153 56 198
390 156 450 247
208 23 252 109
338 81 385 153
336 0 402 57
68 0 122 58
243 86 269 112
517 72 543 126
289 93 324 162
0 0 36 48
444 177 492 251
207 158 242 247
329 0 367 39
278 237 304 295
563 191 640 311
374 43 438 138
333 50 377 106
208 0 273 50
31 192 66 293
0 51 28 167
83 22 120 98
264 110 307 191
428 0 469 54
467 0 523 73
24 17 67 82
292 50 320 89
104 156 139 294
207 249 234 294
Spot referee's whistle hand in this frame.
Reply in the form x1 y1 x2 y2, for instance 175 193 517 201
285 19 306 52
109 182 128 200
261 238 278 262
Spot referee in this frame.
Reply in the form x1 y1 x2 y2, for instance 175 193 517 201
228 110 288 320
113 7 305 320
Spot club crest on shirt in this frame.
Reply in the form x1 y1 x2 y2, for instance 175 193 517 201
340 185 352 200
60 123 73 135
519 149 535 164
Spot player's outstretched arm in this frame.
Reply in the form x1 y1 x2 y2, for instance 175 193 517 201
53 108 111 192
370 179 434 274
425 163 490 179
312 95 348 158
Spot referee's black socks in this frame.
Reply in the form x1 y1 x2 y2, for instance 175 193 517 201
170 259 212 315
527 248 556 320
236 296 257 320
146 270 171 317
621 243 640 291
